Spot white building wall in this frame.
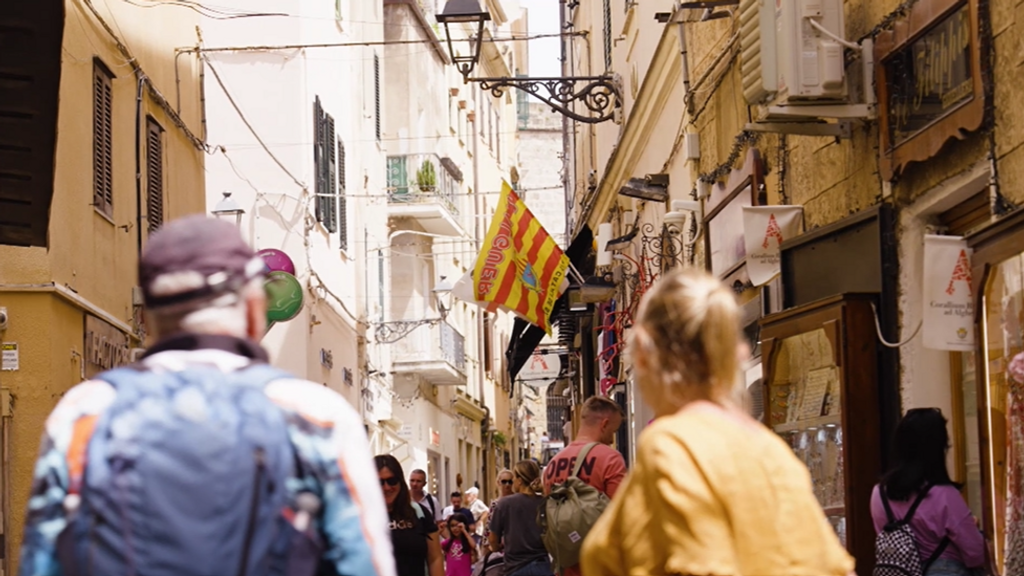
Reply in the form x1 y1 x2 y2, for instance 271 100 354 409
202 0 387 411
378 0 522 494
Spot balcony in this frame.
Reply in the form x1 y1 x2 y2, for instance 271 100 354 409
391 320 467 386
387 153 465 237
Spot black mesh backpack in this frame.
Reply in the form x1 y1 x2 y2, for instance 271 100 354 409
874 484 950 576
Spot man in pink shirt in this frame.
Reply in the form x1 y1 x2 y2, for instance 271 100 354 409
543 396 626 576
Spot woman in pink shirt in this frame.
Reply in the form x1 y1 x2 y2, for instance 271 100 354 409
870 408 986 575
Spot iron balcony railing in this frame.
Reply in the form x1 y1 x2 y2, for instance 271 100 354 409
438 320 466 373
386 153 460 215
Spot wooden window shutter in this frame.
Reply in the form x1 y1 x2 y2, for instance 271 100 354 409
145 118 164 233
374 53 381 141
338 138 348 251
313 97 328 227
93 60 114 216
325 114 338 233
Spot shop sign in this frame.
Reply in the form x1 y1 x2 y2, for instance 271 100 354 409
922 235 975 351
876 0 984 180
518 352 560 385
742 206 804 286
2 342 18 371
85 315 131 379
429 427 441 447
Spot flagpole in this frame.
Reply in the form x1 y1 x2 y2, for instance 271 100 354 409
567 262 586 285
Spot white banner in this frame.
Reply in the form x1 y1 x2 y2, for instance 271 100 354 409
923 235 975 351
742 206 804 286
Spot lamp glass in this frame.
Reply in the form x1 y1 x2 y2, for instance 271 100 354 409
211 192 245 227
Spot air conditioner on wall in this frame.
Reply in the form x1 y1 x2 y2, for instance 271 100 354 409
740 0 875 135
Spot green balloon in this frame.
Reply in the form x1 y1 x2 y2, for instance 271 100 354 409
265 271 303 323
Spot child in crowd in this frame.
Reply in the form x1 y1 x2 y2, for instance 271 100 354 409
442 515 477 576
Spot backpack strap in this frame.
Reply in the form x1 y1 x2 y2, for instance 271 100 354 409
571 443 600 479
903 484 934 524
880 483 934 528
922 536 951 573
879 486 897 525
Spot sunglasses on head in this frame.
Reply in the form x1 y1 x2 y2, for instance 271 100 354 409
380 476 401 487
500 479 514 485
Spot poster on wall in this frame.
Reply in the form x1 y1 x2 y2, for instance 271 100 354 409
742 206 804 286
923 234 975 351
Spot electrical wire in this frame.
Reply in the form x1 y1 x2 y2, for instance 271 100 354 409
870 302 923 348
180 32 585 54
808 19 860 49
121 0 288 19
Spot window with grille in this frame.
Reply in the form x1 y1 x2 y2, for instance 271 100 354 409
145 117 164 233
374 53 381 141
338 137 348 251
313 97 338 233
93 59 114 217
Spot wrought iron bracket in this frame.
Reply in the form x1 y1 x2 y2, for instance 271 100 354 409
373 318 442 344
471 76 621 124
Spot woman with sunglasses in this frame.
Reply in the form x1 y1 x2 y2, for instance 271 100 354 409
870 408 986 576
580 269 854 576
488 460 552 576
495 469 515 503
375 454 445 576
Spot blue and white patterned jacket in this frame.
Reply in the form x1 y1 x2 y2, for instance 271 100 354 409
18 337 396 576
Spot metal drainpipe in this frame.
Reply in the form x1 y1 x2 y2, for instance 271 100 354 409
134 74 145 261
470 95 489 483
675 4 693 114
560 0 573 237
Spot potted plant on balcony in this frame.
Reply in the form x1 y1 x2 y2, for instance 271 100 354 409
416 159 438 192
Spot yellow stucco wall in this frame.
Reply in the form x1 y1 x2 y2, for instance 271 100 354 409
0 0 204 569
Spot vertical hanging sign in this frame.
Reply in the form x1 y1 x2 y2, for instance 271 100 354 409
923 235 975 351
742 206 804 286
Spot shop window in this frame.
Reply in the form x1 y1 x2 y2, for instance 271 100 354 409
981 253 1024 570
941 191 989 518
93 59 114 217
145 117 164 234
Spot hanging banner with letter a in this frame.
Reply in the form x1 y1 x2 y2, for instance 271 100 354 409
923 234 975 351
742 206 804 286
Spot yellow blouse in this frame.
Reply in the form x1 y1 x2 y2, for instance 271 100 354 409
580 402 855 576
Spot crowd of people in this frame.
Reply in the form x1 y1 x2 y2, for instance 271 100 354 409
14 215 994 576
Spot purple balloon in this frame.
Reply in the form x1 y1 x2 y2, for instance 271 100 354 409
256 248 296 275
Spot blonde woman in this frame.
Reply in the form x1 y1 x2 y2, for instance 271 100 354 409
580 268 855 576
488 460 552 576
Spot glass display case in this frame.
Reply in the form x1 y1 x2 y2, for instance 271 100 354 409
761 294 883 574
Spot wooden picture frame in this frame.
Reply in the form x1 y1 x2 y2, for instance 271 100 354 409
703 149 765 277
875 0 984 181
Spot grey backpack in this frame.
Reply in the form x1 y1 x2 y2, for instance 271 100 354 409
538 443 609 572
55 363 324 576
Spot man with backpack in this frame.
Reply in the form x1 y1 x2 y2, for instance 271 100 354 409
18 216 396 576
541 396 626 576
409 469 442 524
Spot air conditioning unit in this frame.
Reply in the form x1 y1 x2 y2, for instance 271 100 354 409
741 0 847 106
774 0 847 104
740 0 874 134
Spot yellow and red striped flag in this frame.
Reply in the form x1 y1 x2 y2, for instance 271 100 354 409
472 183 569 333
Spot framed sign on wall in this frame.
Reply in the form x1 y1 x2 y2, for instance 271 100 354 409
876 0 984 180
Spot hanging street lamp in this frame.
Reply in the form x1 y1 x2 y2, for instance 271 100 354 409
436 0 621 124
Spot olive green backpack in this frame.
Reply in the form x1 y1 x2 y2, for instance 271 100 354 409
537 443 610 573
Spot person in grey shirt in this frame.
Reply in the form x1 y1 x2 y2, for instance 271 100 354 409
488 460 551 576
